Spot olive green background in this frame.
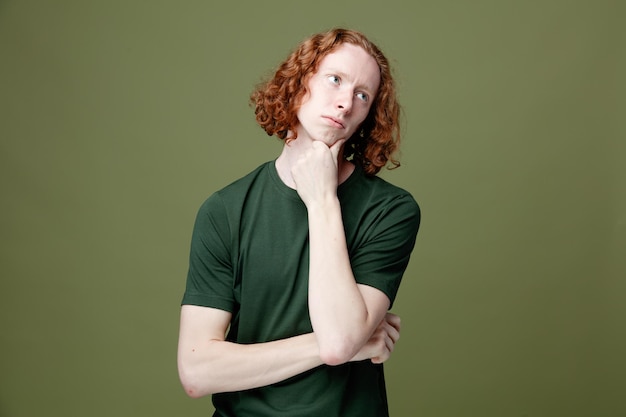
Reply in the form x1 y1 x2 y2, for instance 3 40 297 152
1 1 624 416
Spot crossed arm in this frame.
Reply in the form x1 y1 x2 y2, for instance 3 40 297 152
177 207 401 398
177 140 402 398
177 299 400 398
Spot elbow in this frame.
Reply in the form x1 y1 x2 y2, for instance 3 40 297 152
182 384 206 399
178 367 207 398
178 360 218 398
318 341 358 366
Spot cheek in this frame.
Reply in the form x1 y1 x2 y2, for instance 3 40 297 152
354 106 371 125
294 94 312 120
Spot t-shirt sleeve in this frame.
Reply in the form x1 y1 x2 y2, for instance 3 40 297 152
181 193 236 312
350 193 421 308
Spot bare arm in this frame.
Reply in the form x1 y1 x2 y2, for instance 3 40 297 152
179 139 406 397
292 140 395 365
177 305 401 398
308 203 391 365
177 305 322 397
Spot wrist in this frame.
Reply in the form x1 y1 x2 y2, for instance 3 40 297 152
306 195 340 215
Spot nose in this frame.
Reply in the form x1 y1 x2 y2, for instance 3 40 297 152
335 89 353 114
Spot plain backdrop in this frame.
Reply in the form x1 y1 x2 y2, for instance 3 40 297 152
1 1 624 416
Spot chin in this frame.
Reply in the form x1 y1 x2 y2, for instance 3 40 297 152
323 138 344 147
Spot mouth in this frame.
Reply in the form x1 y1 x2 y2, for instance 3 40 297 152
322 116 345 129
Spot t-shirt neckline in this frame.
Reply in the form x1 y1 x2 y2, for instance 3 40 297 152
267 159 361 201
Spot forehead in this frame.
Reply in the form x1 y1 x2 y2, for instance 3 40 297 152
316 43 381 92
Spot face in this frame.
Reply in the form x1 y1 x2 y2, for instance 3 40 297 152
295 43 381 147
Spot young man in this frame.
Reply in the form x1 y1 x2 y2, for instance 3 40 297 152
178 28 421 416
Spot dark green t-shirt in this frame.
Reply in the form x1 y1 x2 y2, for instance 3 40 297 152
183 161 420 417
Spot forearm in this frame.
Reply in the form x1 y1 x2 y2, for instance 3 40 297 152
307 198 381 364
178 332 322 397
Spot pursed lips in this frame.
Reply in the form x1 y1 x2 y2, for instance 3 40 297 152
322 116 345 129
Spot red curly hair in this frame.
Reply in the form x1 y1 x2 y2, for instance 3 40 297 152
250 28 401 175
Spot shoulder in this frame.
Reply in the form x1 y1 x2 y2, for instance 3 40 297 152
344 169 420 214
216 161 272 195
341 169 421 239
194 161 273 221
368 176 421 230
200 162 272 205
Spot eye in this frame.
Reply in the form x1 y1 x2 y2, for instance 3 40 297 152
327 75 340 85
356 92 369 102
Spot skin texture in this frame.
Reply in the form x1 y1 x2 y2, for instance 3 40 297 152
178 43 401 398
250 28 402 176
283 44 390 364
295 43 380 148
